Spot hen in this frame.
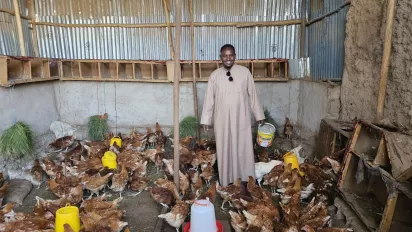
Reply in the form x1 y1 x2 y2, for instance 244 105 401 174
216 179 242 209
243 210 274 232
149 186 175 208
240 198 280 222
200 162 214 186
82 173 113 198
229 211 247 232
154 178 180 200
129 176 149 194
179 171 190 196
247 176 263 200
0 182 8 204
284 117 293 140
198 182 217 203
30 159 43 183
110 164 129 192
255 160 283 186
80 194 122 212
49 135 75 151
158 201 189 232
263 164 284 192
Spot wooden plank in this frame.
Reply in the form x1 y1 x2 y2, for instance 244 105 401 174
385 132 412 181
339 152 352 187
377 0 397 121
349 124 362 151
373 137 390 166
378 192 399 232
0 77 59 86
0 7 31 20
189 0 199 137
0 56 8 84
28 0 39 57
162 0 175 59
13 0 26 56
60 77 171 83
151 63 154 80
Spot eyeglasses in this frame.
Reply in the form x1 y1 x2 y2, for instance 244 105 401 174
226 71 233 82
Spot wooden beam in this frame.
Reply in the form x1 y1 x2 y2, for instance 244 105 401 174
189 0 199 138
300 0 306 58
0 7 31 20
377 192 399 232
173 0 182 190
162 0 175 60
13 0 26 56
32 19 302 28
377 0 397 121
27 0 39 57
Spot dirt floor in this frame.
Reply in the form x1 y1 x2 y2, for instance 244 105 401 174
341 0 412 131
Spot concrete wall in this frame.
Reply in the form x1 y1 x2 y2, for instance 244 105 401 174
0 82 59 135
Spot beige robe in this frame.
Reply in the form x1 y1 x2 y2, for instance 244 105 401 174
200 64 265 186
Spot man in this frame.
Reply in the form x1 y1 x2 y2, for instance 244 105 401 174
200 44 265 186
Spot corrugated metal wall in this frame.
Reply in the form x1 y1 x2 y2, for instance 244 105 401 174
32 0 302 60
308 0 348 80
0 0 35 56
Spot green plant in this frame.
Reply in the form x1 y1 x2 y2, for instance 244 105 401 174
88 115 109 141
178 116 199 138
0 122 34 158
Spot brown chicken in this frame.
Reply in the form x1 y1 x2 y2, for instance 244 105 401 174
77 155 104 173
41 157 62 179
0 182 8 204
1 216 55 231
240 198 280 222
0 172 4 187
64 143 85 166
83 173 113 197
64 223 75 232
158 201 189 232
198 182 217 203
182 189 197 205
49 135 75 151
80 194 123 212
179 136 192 148
188 168 199 184
230 194 253 213
247 176 263 200
129 176 149 194
200 162 214 186
84 141 108 158
80 211 128 232
263 164 285 192
229 211 247 232
243 210 274 232
154 178 180 200
258 149 270 162
0 203 15 223
179 171 190 196
55 171 81 187
31 159 43 183
130 160 148 176
277 163 293 189
36 196 70 216
154 152 164 173
280 192 300 228
191 176 203 196
284 117 293 140
216 179 242 209
149 186 175 208
299 201 330 230
110 164 129 192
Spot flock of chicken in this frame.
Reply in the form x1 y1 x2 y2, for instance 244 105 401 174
0 121 351 232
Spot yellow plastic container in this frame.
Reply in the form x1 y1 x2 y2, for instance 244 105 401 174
110 136 122 148
256 123 276 147
283 151 305 176
102 151 117 169
55 204 80 232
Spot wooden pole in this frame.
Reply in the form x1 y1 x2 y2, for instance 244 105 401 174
0 7 31 20
13 0 26 56
300 0 306 58
377 0 397 121
189 0 199 138
28 0 39 57
162 0 175 60
173 0 182 189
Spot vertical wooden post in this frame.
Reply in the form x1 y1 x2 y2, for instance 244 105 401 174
163 0 175 60
28 0 39 57
189 0 199 138
13 0 26 56
377 0 397 121
378 192 399 232
300 0 306 58
173 0 182 189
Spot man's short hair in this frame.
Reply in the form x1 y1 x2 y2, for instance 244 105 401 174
220 44 236 54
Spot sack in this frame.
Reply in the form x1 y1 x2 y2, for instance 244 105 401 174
3 179 32 205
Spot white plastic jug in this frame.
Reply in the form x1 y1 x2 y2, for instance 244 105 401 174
190 199 217 232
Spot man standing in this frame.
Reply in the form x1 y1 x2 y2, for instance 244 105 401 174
200 44 265 186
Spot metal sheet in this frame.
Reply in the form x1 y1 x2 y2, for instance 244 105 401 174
308 0 348 80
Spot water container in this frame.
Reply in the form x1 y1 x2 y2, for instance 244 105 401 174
257 123 276 147
110 136 122 148
190 199 218 232
55 204 80 232
102 151 117 169
283 151 304 176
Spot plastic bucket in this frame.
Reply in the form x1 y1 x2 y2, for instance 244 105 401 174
184 220 223 232
55 204 80 232
190 199 217 232
283 151 304 176
257 123 276 147
110 136 122 148
102 151 117 169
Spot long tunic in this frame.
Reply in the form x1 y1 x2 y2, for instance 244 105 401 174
200 64 265 186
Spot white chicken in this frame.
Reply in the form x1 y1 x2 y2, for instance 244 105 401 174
255 160 283 186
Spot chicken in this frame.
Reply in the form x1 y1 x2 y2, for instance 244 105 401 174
230 194 253 213
263 164 284 192
36 196 70 216
326 158 342 174
179 171 190 196
0 203 15 223
83 142 108 158
240 198 280 222
188 168 199 184
247 176 263 200
149 186 175 208
158 201 189 232
130 160 148 176
154 152 164 173
182 189 197 205
64 223 75 232
143 148 158 164
110 164 129 192
191 150 217 168
1 216 55 231
179 136 192 148
83 173 113 197
229 211 247 232
41 157 62 179
0 182 8 204
191 176 203 196
30 159 43 183
278 176 302 204
200 162 214 186
216 179 242 209
280 192 300 228
198 182 217 203
49 135 75 151
0 173 4 187
162 158 174 175
81 211 128 232
277 163 293 189
284 117 293 140
80 194 123 212
255 159 283 186
65 143 85 166
129 176 149 194
154 178 180 200
55 171 81 187
299 201 330 230
77 155 104 173
243 210 274 232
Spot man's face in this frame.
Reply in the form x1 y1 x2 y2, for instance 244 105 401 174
220 47 236 69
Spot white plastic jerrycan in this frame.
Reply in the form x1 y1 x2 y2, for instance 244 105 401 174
190 198 217 232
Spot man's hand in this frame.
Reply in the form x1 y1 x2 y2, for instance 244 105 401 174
257 120 264 126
